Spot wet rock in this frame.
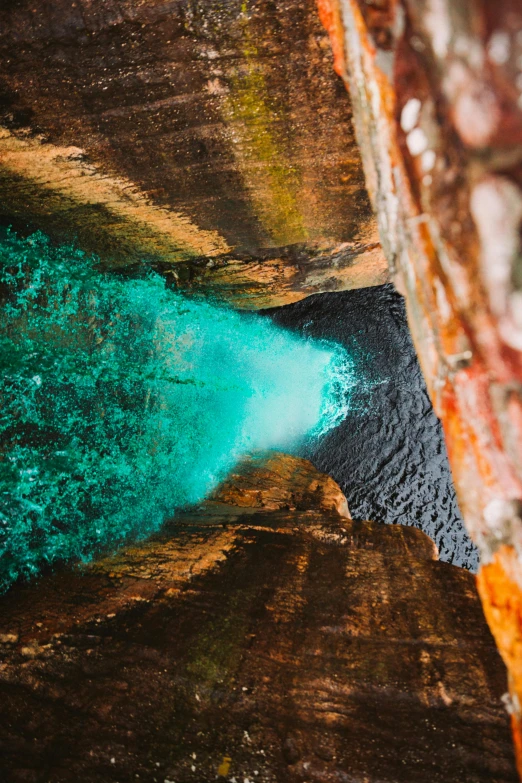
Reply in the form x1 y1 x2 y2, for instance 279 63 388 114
0 454 516 782
208 451 351 518
0 632 18 645
0 0 388 307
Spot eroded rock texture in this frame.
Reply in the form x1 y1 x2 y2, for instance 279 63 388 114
0 453 516 783
0 0 387 307
316 0 522 763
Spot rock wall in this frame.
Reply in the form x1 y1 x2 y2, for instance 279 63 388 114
0 453 516 782
315 0 522 769
0 0 388 308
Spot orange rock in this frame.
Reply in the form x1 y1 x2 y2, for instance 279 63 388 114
478 546 522 777
317 0 522 767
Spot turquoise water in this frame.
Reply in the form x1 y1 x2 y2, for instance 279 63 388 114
0 230 353 591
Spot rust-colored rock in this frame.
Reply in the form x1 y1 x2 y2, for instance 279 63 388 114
0 454 516 782
477 545 522 772
316 0 522 765
0 0 388 307
208 451 351 517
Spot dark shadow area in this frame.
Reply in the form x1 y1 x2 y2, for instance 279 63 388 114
264 284 479 571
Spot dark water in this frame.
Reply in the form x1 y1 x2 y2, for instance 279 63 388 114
264 285 479 571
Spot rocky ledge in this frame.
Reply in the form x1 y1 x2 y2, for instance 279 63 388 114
0 454 515 782
0 0 388 307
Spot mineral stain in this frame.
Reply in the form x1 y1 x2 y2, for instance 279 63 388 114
0 229 352 591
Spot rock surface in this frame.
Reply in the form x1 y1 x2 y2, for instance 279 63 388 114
0 0 388 307
0 453 516 782
316 0 522 765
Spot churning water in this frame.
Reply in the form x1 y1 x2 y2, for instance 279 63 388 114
0 230 353 591
264 287 479 571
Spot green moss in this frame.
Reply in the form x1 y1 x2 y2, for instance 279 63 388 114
223 1 307 245
186 587 256 684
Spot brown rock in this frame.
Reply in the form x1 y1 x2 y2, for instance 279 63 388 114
0 454 515 782
0 0 388 307
208 451 351 517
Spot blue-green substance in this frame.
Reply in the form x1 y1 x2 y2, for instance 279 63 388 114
0 230 353 591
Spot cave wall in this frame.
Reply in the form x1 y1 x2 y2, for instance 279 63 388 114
315 0 522 768
0 0 388 307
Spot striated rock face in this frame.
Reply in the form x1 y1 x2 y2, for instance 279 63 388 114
316 0 522 763
0 0 387 307
0 453 516 782
0 1 519 776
